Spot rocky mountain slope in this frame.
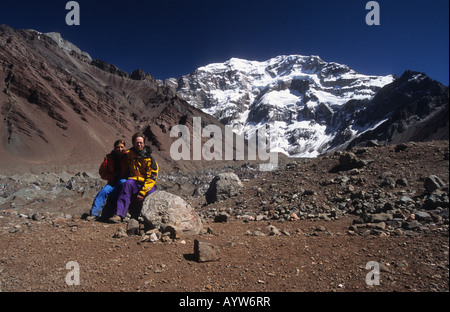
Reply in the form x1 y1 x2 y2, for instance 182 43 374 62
166 56 449 157
0 25 236 174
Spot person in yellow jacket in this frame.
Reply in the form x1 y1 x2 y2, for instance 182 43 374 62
109 133 158 223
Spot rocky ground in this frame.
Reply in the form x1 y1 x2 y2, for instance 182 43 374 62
0 140 448 296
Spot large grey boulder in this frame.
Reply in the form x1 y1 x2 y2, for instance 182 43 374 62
205 172 243 204
141 191 202 236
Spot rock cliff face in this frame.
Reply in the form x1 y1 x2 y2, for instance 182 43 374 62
0 25 224 173
344 71 449 149
166 56 448 157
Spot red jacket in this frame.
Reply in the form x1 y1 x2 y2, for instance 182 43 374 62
98 151 129 183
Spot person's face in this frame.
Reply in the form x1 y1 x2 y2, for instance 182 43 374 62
115 143 125 154
133 137 145 152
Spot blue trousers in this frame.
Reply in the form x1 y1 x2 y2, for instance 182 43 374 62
90 179 126 217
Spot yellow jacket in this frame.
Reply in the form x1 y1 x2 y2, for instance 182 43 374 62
126 146 158 197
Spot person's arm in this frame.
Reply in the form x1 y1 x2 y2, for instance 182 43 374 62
137 156 158 199
98 155 114 181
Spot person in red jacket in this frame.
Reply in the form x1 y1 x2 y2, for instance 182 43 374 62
88 140 129 220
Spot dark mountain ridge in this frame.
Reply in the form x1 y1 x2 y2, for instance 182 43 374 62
334 70 449 151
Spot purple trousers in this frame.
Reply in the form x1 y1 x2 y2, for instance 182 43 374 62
116 179 155 218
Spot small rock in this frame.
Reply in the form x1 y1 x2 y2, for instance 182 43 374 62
214 212 229 223
267 225 281 236
149 233 159 242
32 212 44 221
161 225 182 239
402 220 421 230
338 152 371 171
289 213 300 221
194 239 221 263
379 263 391 273
367 213 393 223
394 143 408 152
161 232 172 242
9 227 20 234
3 209 17 216
113 227 128 238
206 227 216 235
248 230 265 236
139 234 150 243
399 196 413 204
126 218 140 236
414 211 432 222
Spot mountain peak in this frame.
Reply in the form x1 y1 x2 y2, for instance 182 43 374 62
27 30 93 62
197 54 327 75
167 56 446 157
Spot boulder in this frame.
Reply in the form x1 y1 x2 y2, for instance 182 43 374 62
338 152 372 171
205 172 243 204
141 191 202 236
424 175 445 193
332 152 373 172
214 212 230 223
414 211 432 222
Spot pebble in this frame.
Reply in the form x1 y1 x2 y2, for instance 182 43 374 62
267 225 281 236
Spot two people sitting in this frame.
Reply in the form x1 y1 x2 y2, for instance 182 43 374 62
87 132 158 223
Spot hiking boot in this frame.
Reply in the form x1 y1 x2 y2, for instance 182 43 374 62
109 215 123 223
81 213 98 221
86 215 98 221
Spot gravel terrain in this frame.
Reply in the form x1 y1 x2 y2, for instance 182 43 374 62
0 141 448 298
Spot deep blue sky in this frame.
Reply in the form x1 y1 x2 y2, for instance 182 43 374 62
1 0 448 85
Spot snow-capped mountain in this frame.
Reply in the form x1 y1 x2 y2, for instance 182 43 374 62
165 55 396 157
